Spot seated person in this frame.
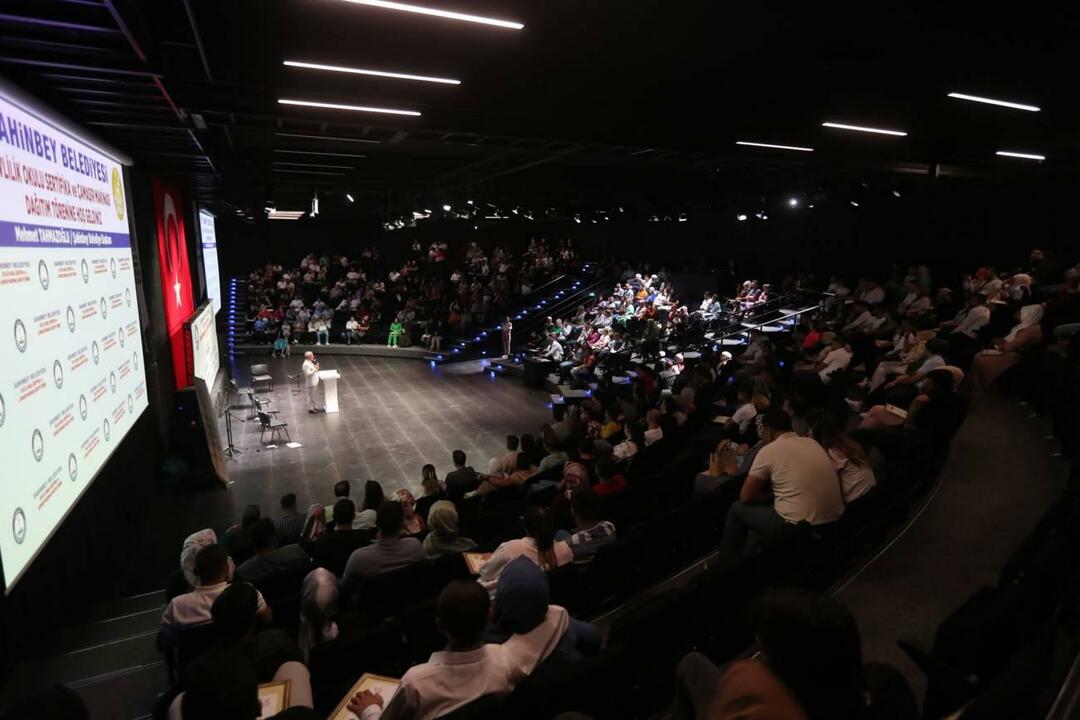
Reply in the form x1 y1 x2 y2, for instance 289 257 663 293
235 519 313 585
487 435 521 476
483 557 602 666
722 410 844 556
159 544 271 648
445 450 480 504
414 464 446 524
347 579 570 719
559 487 616 563
312 499 372 577
592 458 628 497
808 413 876 505
423 501 478 560
169 648 317 720
968 304 1044 394
272 493 305 546
479 507 572 596
475 453 536 495
356 481 385 530
343 502 426 585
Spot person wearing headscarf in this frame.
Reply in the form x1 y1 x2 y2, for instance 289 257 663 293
483 557 601 667
968 304 1044 394
177 529 234 596
300 504 326 549
298 568 339 664
423 501 477 560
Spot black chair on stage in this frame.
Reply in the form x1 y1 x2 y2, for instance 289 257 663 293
250 363 273 393
258 411 290 444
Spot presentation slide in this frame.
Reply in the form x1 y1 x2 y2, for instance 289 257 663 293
0 89 147 589
198 209 221 314
188 302 220 383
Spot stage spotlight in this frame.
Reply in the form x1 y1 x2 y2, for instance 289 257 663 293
467 200 474 205
761 214 768 220
737 214 748 221
892 190 901 198
442 204 451 211
346 193 355 203
850 200 860 207
788 197 799 208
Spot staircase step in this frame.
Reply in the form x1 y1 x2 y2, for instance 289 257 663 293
88 589 166 623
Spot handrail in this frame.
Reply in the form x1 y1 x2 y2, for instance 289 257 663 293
1045 647 1080 720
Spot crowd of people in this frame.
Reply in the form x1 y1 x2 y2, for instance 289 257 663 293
245 238 579 355
143 243 1080 720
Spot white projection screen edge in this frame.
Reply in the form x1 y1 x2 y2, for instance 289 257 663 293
0 79 148 592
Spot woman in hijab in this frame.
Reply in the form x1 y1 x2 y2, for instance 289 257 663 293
298 568 339 664
175 529 233 598
423 501 477 560
393 488 427 536
483 557 601 667
968 304 1044 394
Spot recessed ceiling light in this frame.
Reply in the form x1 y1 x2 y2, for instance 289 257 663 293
948 93 1040 112
273 161 354 169
276 132 380 144
284 60 460 85
996 150 1045 161
278 98 421 117
735 141 814 152
822 122 907 137
275 149 367 159
346 194 355 203
334 0 524 29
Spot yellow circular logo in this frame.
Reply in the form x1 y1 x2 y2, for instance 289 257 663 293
111 167 125 221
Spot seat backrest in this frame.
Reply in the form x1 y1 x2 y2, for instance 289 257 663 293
175 622 222 673
250 363 269 376
258 411 272 428
437 694 504 720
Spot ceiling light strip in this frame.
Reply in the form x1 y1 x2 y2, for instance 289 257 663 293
948 92 1040 112
274 149 368 158
276 132 380 144
284 60 460 85
335 0 523 29
273 161 354 169
996 150 1045 161
822 122 907 137
278 98 421 117
735 141 814 152
271 168 347 176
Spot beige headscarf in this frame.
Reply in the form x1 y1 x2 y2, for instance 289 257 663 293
1004 304 1044 343
180 529 233 587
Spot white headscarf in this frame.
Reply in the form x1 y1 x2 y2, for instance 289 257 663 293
298 568 340 663
1004 304 1044 343
180 528 232 588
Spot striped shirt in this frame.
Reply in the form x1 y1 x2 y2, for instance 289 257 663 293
272 511 306 545
568 521 616 562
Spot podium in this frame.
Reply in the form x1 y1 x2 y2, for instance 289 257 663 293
318 370 342 413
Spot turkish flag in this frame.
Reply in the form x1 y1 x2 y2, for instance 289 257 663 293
153 179 195 389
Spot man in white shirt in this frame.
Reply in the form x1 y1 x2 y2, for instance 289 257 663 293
843 302 876 334
302 351 322 413
541 335 564 362
816 336 854 384
947 296 992 340
349 579 569 720
857 279 885 306
722 411 843 556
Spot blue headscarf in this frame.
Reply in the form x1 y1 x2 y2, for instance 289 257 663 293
484 556 550 643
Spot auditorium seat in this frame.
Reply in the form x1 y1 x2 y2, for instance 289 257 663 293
309 619 407 716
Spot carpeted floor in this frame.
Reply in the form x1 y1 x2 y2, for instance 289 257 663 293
835 394 1070 704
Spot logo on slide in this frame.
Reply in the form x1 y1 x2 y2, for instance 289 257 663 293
0 393 5 428
38 260 49 290
112 167 125 221
14 319 27 353
110 371 117 394
127 394 133 415
125 288 131 307
68 453 78 482
12 509 26 545
53 360 64 389
102 418 111 442
81 259 89 284
100 296 107 320
31 429 44 462
78 394 88 420
133 351 139 370
66 306 76 333
91 341 100 365
110 258 117 278
118 326 125 348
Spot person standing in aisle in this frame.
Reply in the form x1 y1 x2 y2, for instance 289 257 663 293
502 316 513 357
302 351 322 413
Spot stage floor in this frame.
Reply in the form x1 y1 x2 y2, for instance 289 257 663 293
215 355 553 524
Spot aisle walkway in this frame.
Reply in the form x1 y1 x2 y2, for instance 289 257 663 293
836 395 1070 702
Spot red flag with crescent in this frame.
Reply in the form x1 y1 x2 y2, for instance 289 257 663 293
153 178 195 388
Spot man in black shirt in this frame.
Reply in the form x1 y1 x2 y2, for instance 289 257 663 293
444 450 479 504
312 500 372 576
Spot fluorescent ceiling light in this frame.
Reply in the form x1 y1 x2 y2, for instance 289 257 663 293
278 98 420 117
284 60 460 85
275 149 367 158
948 92 1040 112
335 0 523 29
276 131 379 144
272 168 347 176
736 141 814 152
822 122 907 137
273 161 354 169
346 194 355 202
996 150 1045 161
